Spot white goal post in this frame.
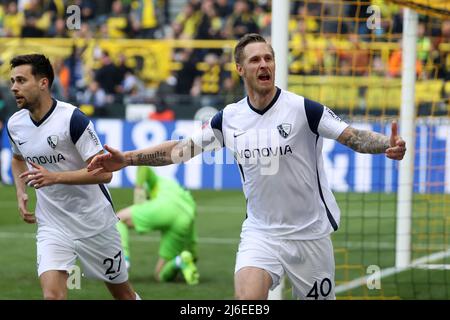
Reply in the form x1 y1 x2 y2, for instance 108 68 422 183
269 0 290 300
395 7 418 269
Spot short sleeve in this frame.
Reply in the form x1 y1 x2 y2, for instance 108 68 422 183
6 124 21 156
318 106 349 140
70 109 103 161
304 98 348 139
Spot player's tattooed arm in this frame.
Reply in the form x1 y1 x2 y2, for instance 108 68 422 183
126 140 177 166
127 139 202 166
338 121 406 160
133 150 169 166
88 139 205 173
337 126 390 154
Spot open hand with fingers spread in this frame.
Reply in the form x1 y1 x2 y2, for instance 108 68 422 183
19 161 56 189
87 144 127 174
385 121 406 160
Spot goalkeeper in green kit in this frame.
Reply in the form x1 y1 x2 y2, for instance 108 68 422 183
116 166 199 285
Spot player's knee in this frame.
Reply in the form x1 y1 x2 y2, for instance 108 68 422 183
111 289 136 300
234 289 268 300
43 290 66 300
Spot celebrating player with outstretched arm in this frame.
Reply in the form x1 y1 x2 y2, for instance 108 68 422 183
88 34 405 300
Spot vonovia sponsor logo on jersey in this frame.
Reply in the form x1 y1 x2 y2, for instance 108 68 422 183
237 145 293 159
26 154 66 165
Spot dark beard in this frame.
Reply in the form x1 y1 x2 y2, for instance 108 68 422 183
17 102 33 111
19 98 36 111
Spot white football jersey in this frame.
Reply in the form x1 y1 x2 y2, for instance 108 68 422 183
192 88 349 240
7 99 118 239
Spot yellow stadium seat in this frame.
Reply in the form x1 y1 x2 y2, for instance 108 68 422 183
416 81 443 104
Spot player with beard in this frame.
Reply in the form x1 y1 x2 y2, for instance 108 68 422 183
7 54 140 300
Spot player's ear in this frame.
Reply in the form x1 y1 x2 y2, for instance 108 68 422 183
236 63 243 76
39 78 49 91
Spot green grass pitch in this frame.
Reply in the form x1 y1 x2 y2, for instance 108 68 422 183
0 185 448 299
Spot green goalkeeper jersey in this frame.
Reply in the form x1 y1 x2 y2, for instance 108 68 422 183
136 166 195 210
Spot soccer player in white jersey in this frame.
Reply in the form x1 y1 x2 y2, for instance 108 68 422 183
7 54 140 300
87 34 406 300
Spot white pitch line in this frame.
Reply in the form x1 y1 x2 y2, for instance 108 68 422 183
414 264 450 270
335 248 450 294
333 241 448 251
0 232 35 239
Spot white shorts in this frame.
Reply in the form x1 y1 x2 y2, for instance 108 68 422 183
36 225 128 284
235 231 335 300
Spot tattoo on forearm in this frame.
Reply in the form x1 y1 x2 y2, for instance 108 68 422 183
135 151 168 166
341 128 390 154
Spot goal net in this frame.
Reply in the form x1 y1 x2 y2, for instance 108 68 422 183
286 0 449 299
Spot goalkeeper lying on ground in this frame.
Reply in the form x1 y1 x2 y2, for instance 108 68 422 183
116 166 199 285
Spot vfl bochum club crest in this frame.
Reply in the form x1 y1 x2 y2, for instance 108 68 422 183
47 135 58 149
277 123 291 138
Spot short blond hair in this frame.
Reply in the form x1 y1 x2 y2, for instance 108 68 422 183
234 33 275 64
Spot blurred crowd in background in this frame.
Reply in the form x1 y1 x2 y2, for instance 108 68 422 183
0 0 448 124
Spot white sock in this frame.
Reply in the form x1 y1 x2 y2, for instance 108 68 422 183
135 292 141 300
